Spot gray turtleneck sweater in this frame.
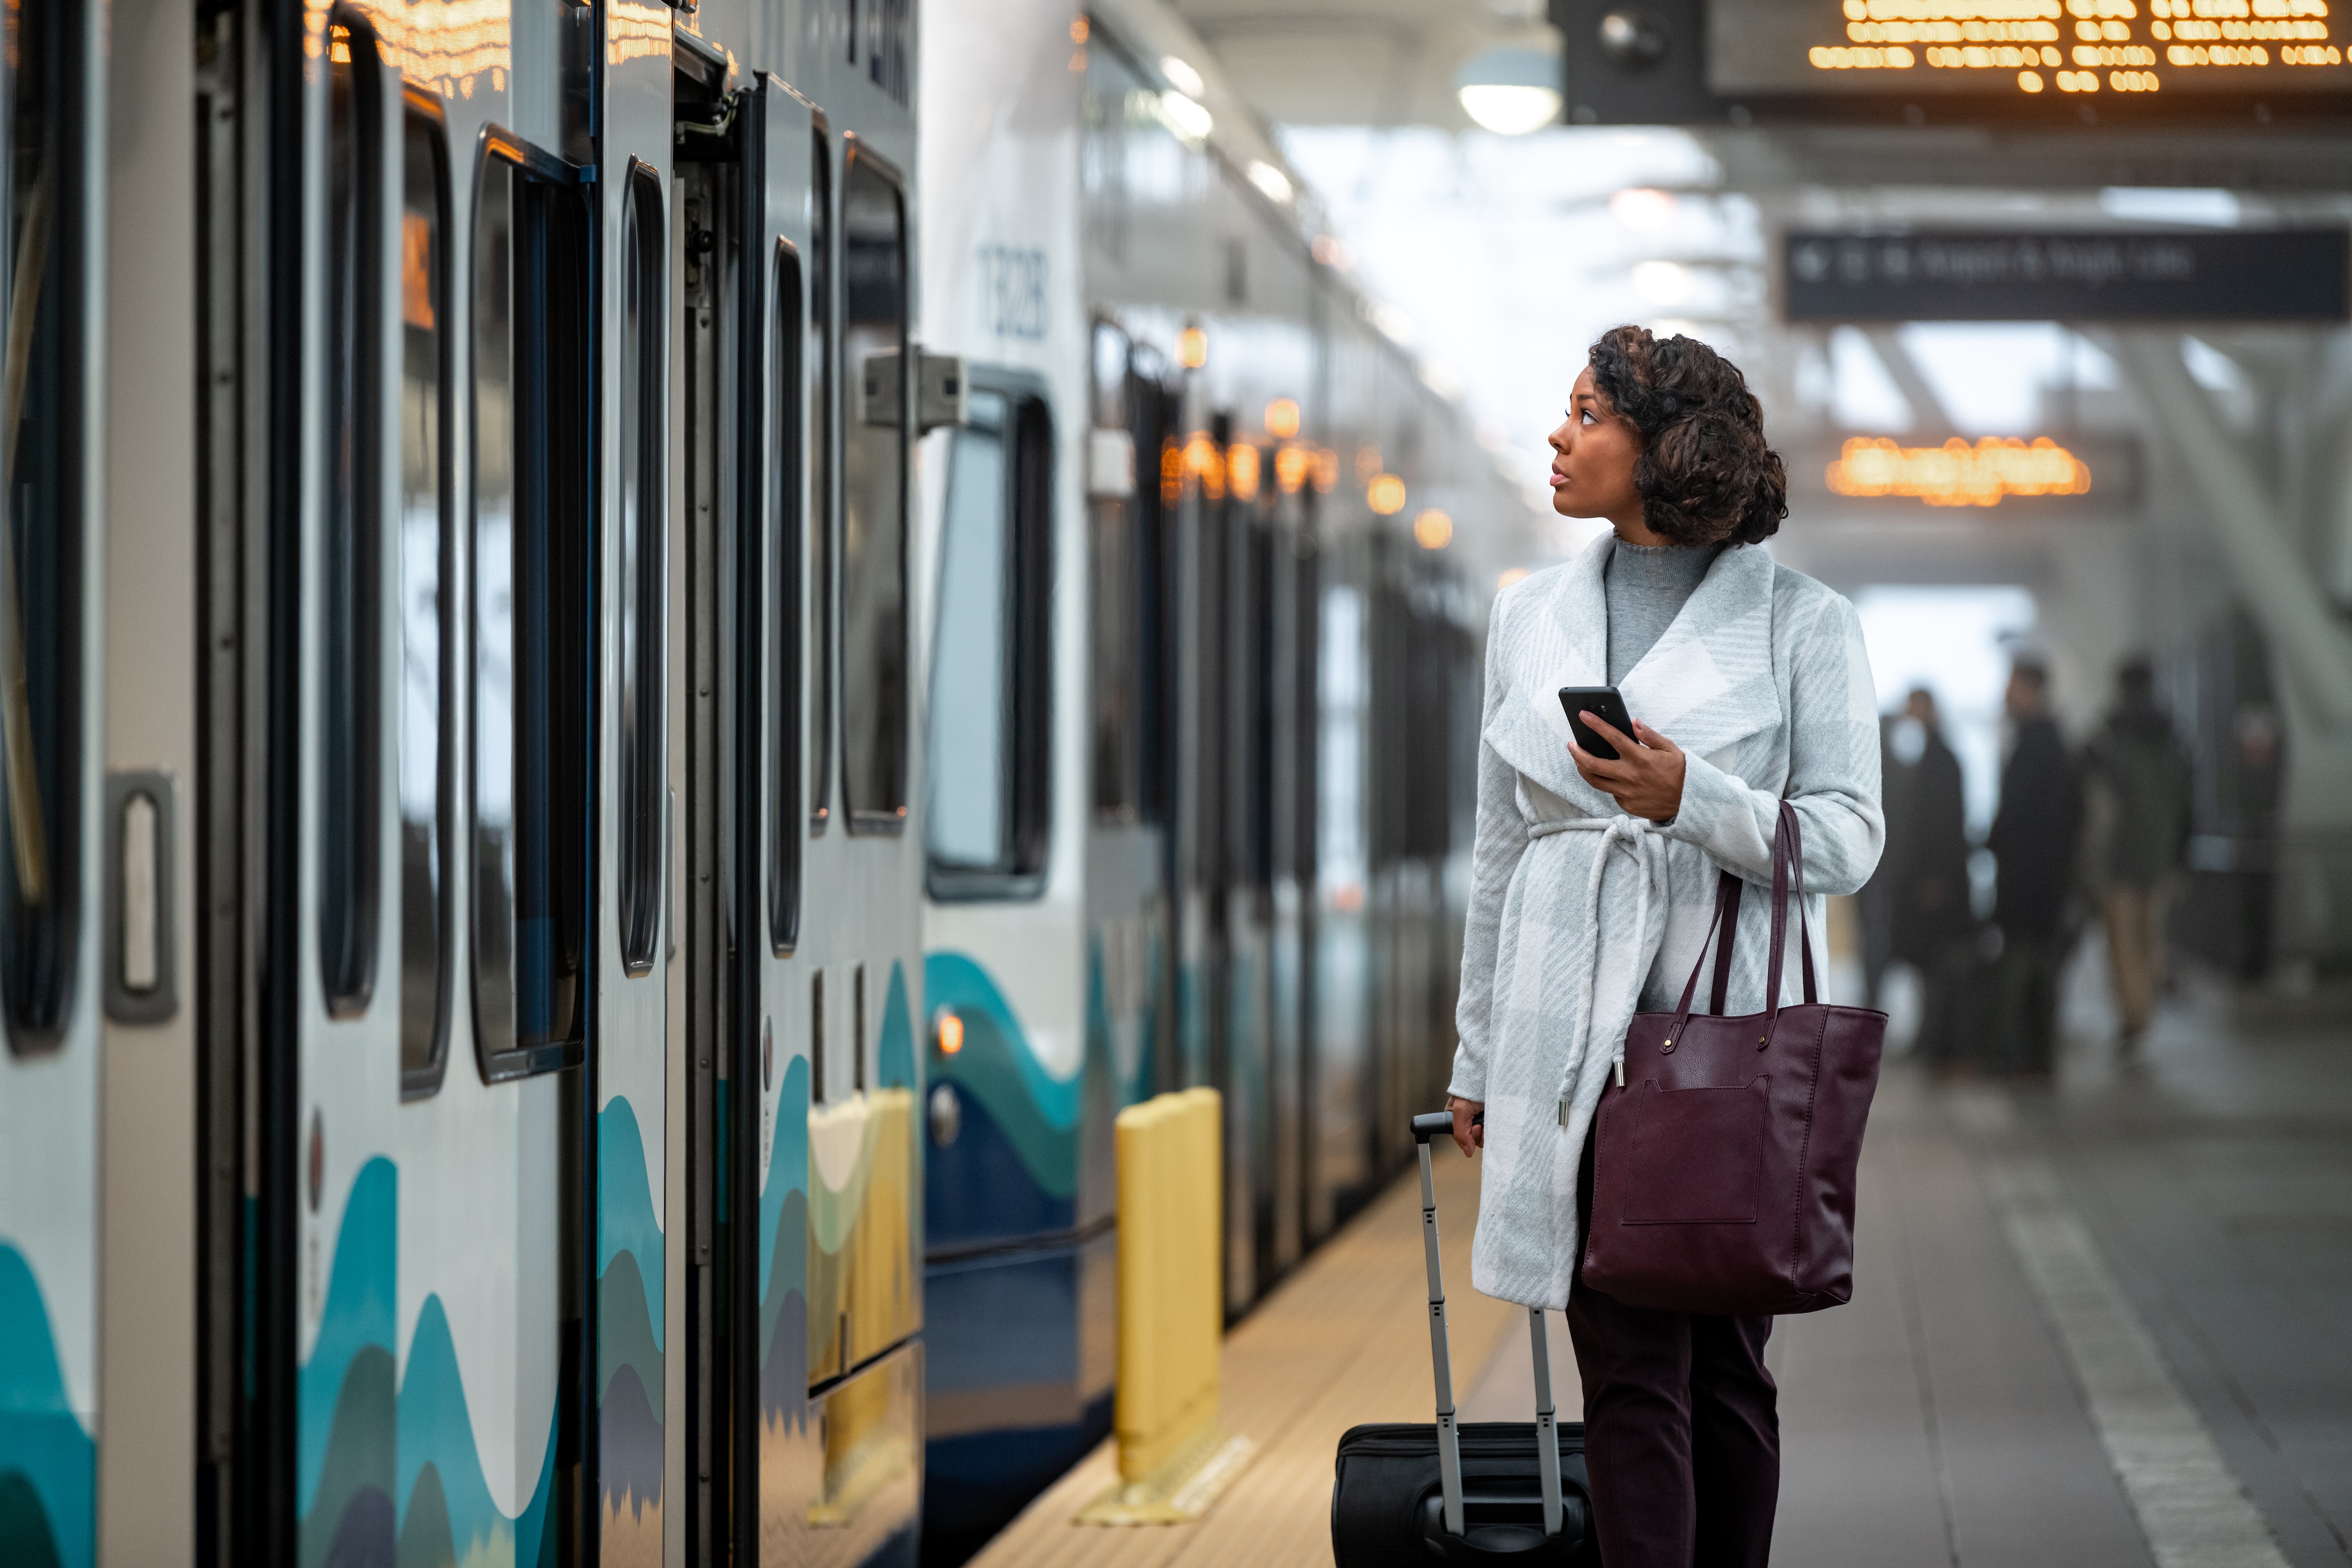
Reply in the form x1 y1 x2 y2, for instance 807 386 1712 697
1604 540 1720 684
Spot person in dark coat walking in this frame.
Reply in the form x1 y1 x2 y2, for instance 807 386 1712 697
1986 660 2079 1077
1879 689 1977 1071
2083 657 2191 1052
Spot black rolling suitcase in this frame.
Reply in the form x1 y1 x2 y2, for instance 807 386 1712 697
1331 1113 1598 1564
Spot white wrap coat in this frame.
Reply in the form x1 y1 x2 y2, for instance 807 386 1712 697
1448 534 1884 1310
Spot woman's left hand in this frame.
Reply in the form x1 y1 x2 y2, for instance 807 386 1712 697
1570 713 1687 822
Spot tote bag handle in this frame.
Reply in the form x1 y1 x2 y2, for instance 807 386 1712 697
1661 800 1817 1051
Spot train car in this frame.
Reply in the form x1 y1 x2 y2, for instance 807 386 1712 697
0 1 933 1565
912 0 1515 1548
0 1 1515 1564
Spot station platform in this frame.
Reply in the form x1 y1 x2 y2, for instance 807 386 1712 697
966 965 2352 1567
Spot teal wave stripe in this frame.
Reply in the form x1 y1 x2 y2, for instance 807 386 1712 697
757 1053 810 1308
927 952 1080 1200
0 1244 93 1568
596 1097 664 1352
596 1250 661 1412
396 1294 557 1564
396 1296 502 1560
297 1158 396 1521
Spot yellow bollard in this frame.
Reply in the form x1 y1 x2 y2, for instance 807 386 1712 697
1075 1088 1254 1525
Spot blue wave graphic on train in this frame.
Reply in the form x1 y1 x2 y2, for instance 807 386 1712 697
0 1244 94 1568
295 1156 565 1567
922 941 1156 1546
598 1097 665 1534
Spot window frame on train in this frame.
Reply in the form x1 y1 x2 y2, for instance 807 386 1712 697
617 158 666 977
925 372 1054 901
839 134 909 835
468 128 594 1082
398 88 455 1099
320 10 385 1021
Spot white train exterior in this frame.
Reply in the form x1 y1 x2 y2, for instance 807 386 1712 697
0 0 1514 1564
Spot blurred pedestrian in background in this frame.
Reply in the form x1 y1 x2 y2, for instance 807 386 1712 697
1877 688 1977 1074
1986 660 2079 1079
2082 656 2191 1055
1859 712 1902 1011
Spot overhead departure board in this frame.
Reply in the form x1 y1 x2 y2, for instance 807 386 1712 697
1709 0 2352 100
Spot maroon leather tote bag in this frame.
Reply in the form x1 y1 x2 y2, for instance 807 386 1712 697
1580 801 1886 1316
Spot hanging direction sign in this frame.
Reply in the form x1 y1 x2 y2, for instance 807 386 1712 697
1782 227 2351 320
1550 0 2352 124
1712 0 2352 101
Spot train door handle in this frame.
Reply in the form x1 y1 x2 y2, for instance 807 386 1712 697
104 770 176 1024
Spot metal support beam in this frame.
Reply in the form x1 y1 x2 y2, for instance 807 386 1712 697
2109 329 2352 729
1861 325 1958 437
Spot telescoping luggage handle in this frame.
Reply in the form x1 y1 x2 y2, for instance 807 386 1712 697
1408 1112 1565 1540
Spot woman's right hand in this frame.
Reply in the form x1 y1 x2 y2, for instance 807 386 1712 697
1448 1096 1485 1160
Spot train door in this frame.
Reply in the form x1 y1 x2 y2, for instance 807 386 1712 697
1268 458 1317 1281
671 39 738 1568
681 64 922 1564
1223 427 1275 1308
0 5 105 1566
592 11 674 1563
786 119 926 1566
234 8 599 1564
670 57 823 1565
1088 325 1181 1105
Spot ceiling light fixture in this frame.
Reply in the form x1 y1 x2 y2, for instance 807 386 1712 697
1457 47 1564 135
1247 160 1294 204
1159 90 1212 143
1160 54 1206 98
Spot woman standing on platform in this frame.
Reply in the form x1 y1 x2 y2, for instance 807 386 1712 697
1443 326 1883 1568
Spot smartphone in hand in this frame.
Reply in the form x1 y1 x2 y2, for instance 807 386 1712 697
1557 685 1636 761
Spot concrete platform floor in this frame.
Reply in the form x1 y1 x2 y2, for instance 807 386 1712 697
968 965 2352 1566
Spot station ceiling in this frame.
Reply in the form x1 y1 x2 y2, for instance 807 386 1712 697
1164 0 1556 130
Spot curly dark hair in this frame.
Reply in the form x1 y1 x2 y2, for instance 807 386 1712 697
1586 325 1788 547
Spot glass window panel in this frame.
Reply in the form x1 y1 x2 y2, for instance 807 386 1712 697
617 165 663 974
0 0 85 1050
322 16 383 1016
926 391 1008 871
809 130 833 830
472 143 591 1077
770 240 804 951
841 144 906 829
925 386 1053 898
398 102 450 1093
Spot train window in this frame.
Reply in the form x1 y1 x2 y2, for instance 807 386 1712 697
617 163 664 976
769 239 805 953
925 382 1053 898
840 141 907 832
1088 322 1139 823
809 129 834 830
398 99 452 1096
321 15 384 1019
0 0 87 1052
470 137 592 1080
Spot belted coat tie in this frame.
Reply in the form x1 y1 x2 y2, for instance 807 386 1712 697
1448 534 1885 1311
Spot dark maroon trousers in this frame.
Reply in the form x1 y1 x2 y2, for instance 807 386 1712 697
1565 1133 1780 1568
